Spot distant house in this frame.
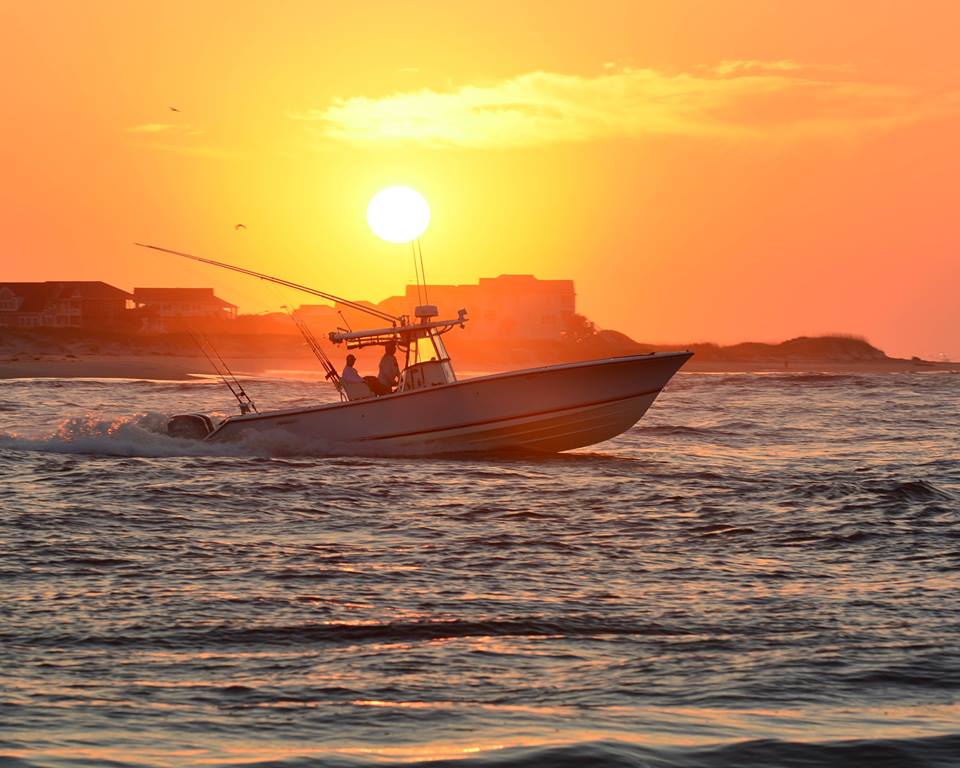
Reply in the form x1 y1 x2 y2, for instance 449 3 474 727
377 275 576 341
295 303 340 327
133 288 237 331
0 281 133 329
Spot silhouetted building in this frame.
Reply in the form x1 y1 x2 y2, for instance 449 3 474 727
133 287 237 331
296 303 340 326
325 300 392 334
0 281 133 329
378 275 576 341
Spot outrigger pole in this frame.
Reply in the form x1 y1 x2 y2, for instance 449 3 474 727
133 243 400 324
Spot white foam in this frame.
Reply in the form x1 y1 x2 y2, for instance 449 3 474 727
2 411 437 460
0 412 241 458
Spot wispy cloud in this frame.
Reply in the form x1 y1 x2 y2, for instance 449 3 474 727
126 122 233 158
137 143 239 159
127 123 203 136
710 59 808 76
293 63 955 149
127 123 179 133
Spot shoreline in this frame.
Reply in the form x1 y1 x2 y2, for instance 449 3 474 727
1 354 958 381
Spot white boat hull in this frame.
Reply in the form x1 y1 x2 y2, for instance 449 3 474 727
207 352 692 455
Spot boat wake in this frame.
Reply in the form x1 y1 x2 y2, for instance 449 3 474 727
0 413 236 458
0 412 431 459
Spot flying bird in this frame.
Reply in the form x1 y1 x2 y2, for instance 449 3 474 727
169 106 181 112
234 224 246 231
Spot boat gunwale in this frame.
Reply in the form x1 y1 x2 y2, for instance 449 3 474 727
206 350 692 438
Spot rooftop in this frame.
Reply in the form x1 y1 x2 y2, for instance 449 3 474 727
133 287 237 308
0 281 133 312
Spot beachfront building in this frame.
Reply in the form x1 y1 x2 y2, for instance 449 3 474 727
133 287 237 332
0 281 133 329
378 275 576 341
295 303 340 328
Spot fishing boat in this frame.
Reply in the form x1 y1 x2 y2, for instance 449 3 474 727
137 244 691 455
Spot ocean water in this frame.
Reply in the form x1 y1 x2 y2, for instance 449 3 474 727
1 371 959 768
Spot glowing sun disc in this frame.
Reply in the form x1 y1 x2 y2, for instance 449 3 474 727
367 186 430 243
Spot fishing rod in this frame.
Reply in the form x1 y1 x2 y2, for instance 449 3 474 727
282 306 346 401
189 332 257 414
204 336 258 414
134 243 400 324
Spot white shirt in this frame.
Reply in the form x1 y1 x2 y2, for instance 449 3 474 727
378 353 400 387
341 365 363 383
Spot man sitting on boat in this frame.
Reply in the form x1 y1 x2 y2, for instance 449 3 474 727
340 353 376 400
364 341 400 396
341 354 363 384
339 354 376 401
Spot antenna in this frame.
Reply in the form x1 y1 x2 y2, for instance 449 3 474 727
416 238 429 304
411 241 424 305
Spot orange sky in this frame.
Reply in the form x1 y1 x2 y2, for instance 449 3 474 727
2 1 958 358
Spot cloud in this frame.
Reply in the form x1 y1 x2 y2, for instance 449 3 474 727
127 123 179 133
126 123 231 157
127 123 203 136
137 143 239 159
293 63 955 149
710 59 808 76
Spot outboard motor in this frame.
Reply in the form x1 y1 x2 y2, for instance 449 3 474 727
167 413 215 440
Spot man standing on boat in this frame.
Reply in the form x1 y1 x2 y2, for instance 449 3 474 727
378 342 401 393
364 341 400 396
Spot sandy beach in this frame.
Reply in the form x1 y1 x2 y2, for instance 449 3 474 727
1 353 957 380
0 355 337 381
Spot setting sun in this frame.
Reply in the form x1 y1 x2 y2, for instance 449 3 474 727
366 186 431 244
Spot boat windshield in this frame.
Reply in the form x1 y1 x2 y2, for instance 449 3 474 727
400 330 456 392
407 332 445 365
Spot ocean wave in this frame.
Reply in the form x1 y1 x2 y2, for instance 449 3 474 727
634 425 725 437
705 373 865 387
787 477 955 507
189 736 960 767
5 617 685 650
871 479 955 503
837 654 960 690
6 735 960 768
688 524 757 537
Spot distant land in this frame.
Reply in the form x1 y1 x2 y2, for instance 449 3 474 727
0 327 956 380
3 278 955 378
